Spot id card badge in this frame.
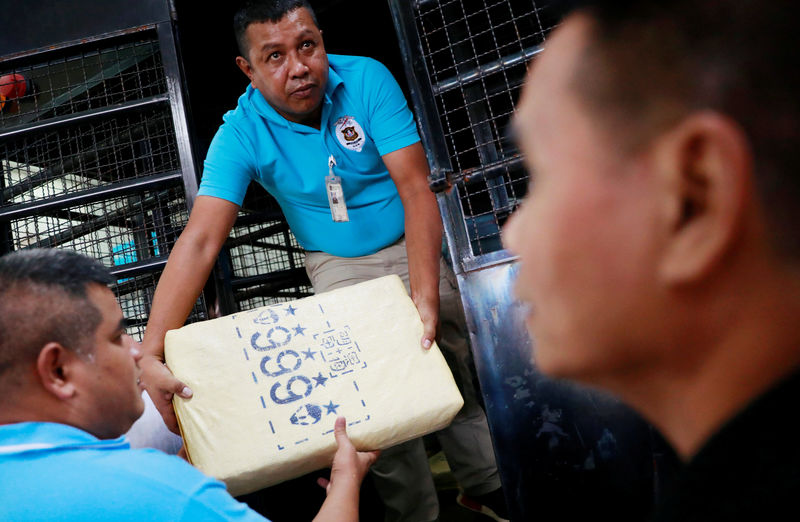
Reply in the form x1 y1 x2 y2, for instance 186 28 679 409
326 155 349 222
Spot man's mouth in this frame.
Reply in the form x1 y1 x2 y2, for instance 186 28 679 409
291 84 315 98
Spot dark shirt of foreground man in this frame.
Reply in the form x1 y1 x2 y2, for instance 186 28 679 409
502 1 800 520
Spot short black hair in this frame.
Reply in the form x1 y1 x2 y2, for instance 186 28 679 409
233 0 319 60
553 0 800 259
0 249 114 380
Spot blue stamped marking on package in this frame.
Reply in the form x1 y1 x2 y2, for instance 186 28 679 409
316 325 367 378
238 302 373 449
290 403 322 425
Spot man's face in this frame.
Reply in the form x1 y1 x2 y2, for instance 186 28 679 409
503 15 667 385
78 284 144 439
238 7 328 126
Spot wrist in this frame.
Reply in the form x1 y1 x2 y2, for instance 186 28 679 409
140 353 165 372
412 290 439 305
328 476 361 499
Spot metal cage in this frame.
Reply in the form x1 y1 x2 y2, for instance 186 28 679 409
393 0 560 265
221 185 313 313
389 1 669 520
0 0 313 339
0 17 208 340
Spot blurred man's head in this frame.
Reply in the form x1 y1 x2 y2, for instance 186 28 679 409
234 0 328 126
0 249 144 439
504 1 800 392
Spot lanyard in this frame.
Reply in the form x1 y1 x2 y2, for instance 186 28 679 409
325 154 349 222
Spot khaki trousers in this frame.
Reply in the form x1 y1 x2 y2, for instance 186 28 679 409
305 238 501 522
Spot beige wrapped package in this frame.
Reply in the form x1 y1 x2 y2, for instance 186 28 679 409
165 274 464 496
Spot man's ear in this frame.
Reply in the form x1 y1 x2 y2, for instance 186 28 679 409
656 112 752 284
235 56 255 86
36 342 79 400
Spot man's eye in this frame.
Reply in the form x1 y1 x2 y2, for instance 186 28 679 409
301 40 314 49
269 51 281 60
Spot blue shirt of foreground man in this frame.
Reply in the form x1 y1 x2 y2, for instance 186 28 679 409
504 1 800 520
0 249 377 521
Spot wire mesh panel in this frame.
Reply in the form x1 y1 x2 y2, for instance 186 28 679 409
0 28 207 340
225 184 312 312
410 0 559 258
115 269 207 342
2 108 179 205
0 36 166 127
5 186 185 262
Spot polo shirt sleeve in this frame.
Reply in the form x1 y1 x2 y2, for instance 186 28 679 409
198 119 255 206
361 58 421 156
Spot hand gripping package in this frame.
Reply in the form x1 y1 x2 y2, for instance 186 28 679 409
165 275 464 495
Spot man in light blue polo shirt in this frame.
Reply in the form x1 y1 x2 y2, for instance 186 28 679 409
0 248 375 521
198 53 417 258
139 1 508 521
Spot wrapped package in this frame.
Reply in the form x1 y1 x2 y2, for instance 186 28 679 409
164 275 464 496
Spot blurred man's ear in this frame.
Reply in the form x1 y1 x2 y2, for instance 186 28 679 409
656 112 752 284
37 343 79 400
235 56 255 86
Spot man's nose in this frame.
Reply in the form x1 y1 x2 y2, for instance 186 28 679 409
288 53 309 77
129 337 143 363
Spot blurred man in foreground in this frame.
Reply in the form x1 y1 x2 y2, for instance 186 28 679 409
0 248 376 521
504 1 800 520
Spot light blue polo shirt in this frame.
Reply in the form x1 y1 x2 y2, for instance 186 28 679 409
199 54 421 258
0 422 268 521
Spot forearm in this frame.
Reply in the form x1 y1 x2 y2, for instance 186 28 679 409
383 142 443 346
141 232 223 360
312 479 361 522
404 189 443 302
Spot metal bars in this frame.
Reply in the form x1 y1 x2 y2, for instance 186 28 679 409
1 107 179 205
0 26 207 341
403 0 557 261
224 186 313 312
0 37 167 127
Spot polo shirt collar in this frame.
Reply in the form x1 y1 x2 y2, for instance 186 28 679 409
0 422 129 455
247 62 344 134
